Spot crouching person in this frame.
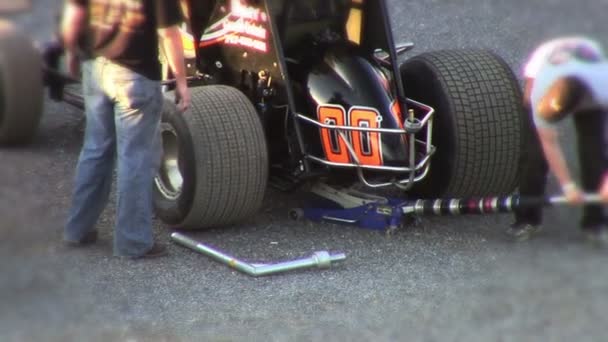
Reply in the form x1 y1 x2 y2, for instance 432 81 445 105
509 36 608 246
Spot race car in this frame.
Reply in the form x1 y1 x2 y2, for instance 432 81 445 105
0 0 524 230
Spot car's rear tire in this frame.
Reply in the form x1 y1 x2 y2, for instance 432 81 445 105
153 86 269 230
0 20 43 145
400 49 524 197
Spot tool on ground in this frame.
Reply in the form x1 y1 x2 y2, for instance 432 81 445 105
171 232 346 277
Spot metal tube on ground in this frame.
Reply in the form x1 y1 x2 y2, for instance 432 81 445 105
171 232 346 277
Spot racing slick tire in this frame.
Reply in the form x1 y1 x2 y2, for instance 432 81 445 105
400 49 524 197
0 20 43 145
153 86 269 230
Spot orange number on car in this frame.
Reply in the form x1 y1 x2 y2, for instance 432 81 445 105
349 107 383 166
317 105 384 166
317 105 349 163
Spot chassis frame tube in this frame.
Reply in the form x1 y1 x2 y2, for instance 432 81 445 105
171 232 346 277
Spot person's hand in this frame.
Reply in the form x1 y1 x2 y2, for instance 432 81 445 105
175 79 191 113
562 182 584 204
65 51 80 79
599 174 608 203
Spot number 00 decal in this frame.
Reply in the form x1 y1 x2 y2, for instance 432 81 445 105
317 105 383 166
317 105 349 163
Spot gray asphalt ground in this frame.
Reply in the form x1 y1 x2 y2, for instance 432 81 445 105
2 1 608 341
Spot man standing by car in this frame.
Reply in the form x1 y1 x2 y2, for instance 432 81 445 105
61 0 191 258
508 36 608 245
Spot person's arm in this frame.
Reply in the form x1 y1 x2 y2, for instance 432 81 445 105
533 76 586 203
536 126 583 203
600 127 608 202
60 1 86 78
156 0 190 112
158 26 190 112
599 171 608 202
523 77 534 108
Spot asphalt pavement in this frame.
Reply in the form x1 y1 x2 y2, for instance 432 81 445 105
2 1 608 341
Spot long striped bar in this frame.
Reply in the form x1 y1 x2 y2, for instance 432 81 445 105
401 194 602 216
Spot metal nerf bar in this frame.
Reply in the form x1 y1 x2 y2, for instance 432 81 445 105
171 232 346 277
296 98 434 134
402 194 603 216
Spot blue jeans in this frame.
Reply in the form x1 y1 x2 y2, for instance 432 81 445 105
64 57 162 257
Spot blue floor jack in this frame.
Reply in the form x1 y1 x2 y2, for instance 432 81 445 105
289 182 603 233
289 183 409 232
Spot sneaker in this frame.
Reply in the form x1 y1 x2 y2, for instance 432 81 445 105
582 229 608 248
64 230 98 247
130 243 168 259
505 223 542 241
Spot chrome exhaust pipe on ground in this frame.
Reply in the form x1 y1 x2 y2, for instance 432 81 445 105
171 232 346 277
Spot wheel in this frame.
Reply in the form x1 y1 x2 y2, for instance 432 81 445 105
0 20 43 145
400 49 524 197
153 86 269 229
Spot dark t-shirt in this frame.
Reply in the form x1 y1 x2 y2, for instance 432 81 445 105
71 0 182 80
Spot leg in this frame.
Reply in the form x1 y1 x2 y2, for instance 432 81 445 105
106 63 162 257
64 60 116 242
573 110 607 231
